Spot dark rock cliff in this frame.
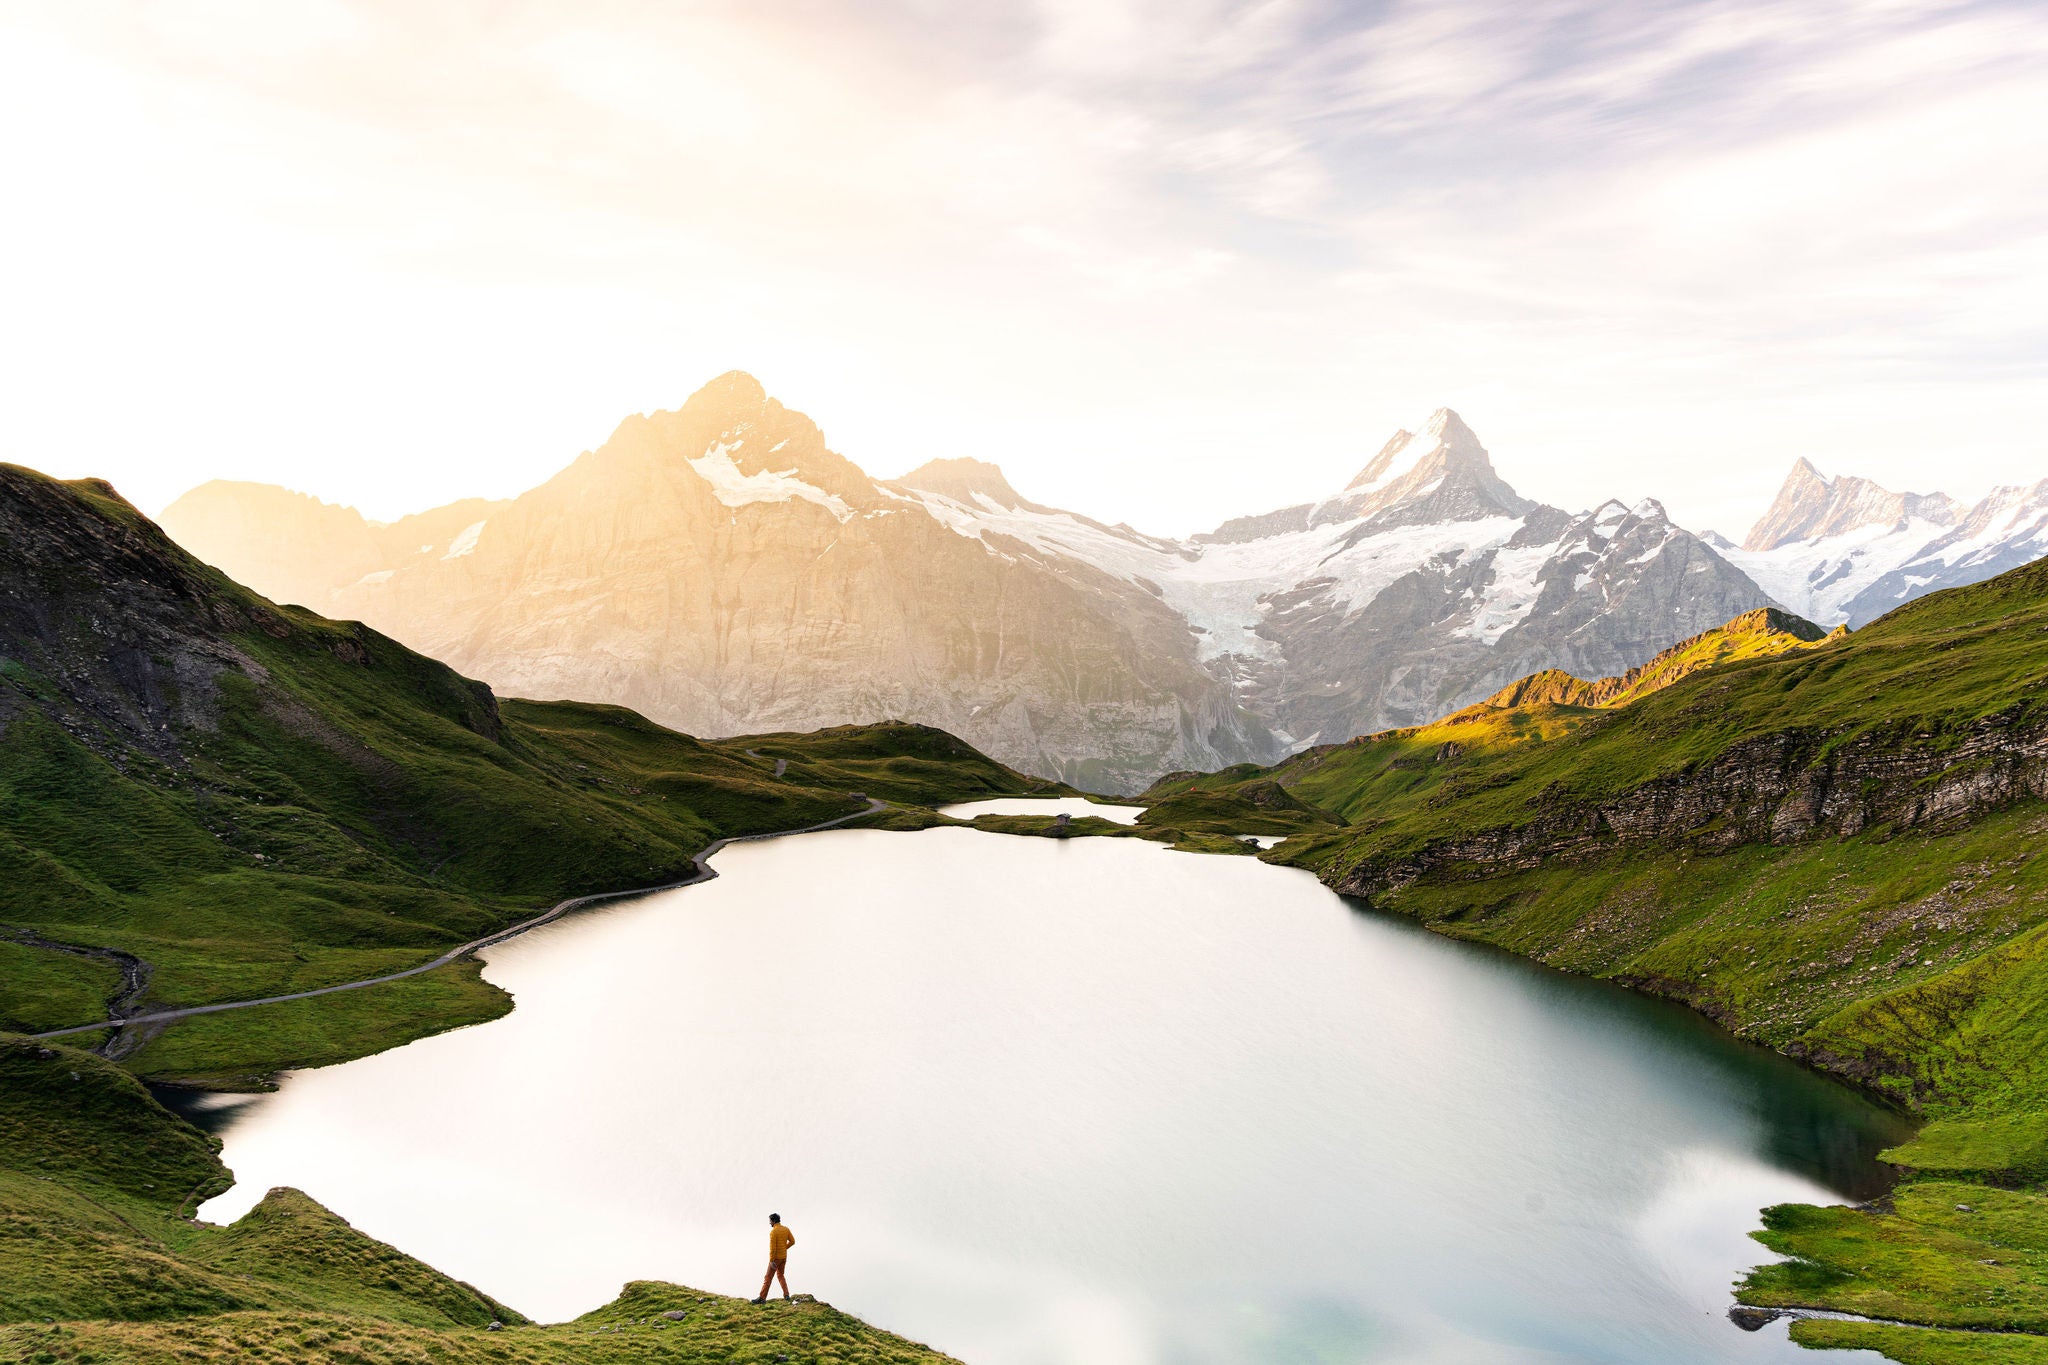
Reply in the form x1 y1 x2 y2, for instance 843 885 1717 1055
1331 707 2048 902
0 464 501 769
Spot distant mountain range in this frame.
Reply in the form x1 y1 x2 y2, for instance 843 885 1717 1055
1712 458 2048 628
159 373 2045 791
887 407 1765 758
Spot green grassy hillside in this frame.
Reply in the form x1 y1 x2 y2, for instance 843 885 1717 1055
1144 562 2048 1358
0 1036 961 1364
0 465 1019 1361
1470 605 1833 712
0 464 1039 1083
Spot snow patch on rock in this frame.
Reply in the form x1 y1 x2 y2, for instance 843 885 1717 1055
1349 425 1443 497
687 441 853 522
1723 516 1951 624
1455 539 1552 644
908 470 1530 661
441 521 486 560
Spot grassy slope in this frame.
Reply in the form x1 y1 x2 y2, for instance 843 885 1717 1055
5 1291 963 1365
1 692 1031 1082
0 468 1036 1083
1480 605 1834 711
0 466 1019 1360
1 1037 960 1364
1133 778 1344 837
1140 565 2048 1359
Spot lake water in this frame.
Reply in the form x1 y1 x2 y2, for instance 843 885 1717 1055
193 823 1905 1365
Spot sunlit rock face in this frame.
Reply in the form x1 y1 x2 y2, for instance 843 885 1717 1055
1718 460 2048 627
179 375 2047 783
165 372 1276 793
154 482 510 620
161 373 1805 784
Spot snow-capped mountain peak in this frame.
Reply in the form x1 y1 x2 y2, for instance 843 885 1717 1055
1723 460 2042 627
1255 407 1530 536
1345 408 1469 491
853 404 1762 748
169 371 2047 792
1743 459 1959 552
1197 409 1502 546
643 370 879 513
1341 408 1483 495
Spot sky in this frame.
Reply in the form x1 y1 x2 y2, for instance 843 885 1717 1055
0 0 2043 540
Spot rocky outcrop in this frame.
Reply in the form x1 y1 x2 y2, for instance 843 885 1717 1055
0 464 499 770
0 466 263 762
1454 607 1830 714
1330 707 2048 902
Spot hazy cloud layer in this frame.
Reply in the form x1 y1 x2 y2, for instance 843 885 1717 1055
0 0 2042 535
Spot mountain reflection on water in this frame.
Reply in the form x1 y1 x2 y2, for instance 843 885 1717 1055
196 825 1905 1365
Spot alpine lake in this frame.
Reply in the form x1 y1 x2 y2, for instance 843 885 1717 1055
179 799 1907 1365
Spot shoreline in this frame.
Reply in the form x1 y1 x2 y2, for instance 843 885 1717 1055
32 797 888 1052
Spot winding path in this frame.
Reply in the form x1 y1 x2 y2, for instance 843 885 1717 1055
31 798 886 1046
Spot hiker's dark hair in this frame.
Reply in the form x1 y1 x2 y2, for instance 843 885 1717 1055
769 1213 780 1224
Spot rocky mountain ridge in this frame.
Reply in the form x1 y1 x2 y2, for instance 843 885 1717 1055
1258 559 2048 910
1741 456 1960 552
1722 458 2048 627
160 373 2046 790
163 374 1276 792
895 416 1772 749
1456 606 1832 714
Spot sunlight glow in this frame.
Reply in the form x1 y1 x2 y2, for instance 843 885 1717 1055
0 1 2041 535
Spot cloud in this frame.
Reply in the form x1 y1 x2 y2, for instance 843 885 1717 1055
0 0 2040 537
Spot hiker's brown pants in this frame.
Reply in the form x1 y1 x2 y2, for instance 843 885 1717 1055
759 1259 789 1299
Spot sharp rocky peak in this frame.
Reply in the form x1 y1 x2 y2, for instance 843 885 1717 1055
688 369 769 409
1313 406 1533 529
893 457 1035 511
1342 408 1486 495
1743 458 1959 552
1201 407 1532 544
613 370 877 507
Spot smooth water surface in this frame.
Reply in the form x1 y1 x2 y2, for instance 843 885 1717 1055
199 828 1904 1365
939 797 1145 824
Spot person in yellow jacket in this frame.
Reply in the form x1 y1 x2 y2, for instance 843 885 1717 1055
753 1213 795 1303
